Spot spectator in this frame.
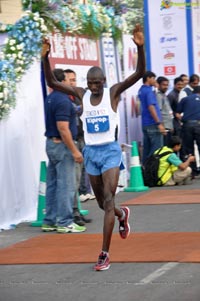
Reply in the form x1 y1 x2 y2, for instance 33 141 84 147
42 68 86 234
156 136 194 186
138 71 166 164
179 74 189 88
167 77 184 137
176 85 200 177
63 69 93 225
178 74 199 101
156 76 173 146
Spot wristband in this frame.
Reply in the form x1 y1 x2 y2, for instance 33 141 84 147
155 122 161 125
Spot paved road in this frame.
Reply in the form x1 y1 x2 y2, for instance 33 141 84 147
0 180 200 301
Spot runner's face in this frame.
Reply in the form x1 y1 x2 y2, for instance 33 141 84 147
87 78 105 96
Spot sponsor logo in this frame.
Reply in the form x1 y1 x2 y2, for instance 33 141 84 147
87 117 108 124
86 109 107 117
160 0 172 10
164 65 176 75
160 0 200 10
163 16 173 30
160 36 177 43
164 50 175 60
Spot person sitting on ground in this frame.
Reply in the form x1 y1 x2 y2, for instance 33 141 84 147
156 136 195 186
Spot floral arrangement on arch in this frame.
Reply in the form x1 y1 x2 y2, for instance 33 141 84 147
0 11 48 120
0 0 127 120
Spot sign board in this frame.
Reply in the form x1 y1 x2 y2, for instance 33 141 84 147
144 0 190 87
48 32 101 87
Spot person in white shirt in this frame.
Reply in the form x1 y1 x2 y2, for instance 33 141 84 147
178 74 199 102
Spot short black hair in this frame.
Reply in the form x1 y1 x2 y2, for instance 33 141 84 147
64 69 76 75
180 74 188 79
189 74 199 83
142 71 156 83
87 66 105 79
53 68 65 82
157 76 169 85
167 136 182 148
174 77 183 85
193 85 200 94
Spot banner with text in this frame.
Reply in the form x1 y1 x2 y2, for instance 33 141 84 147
122 34 143 145
191 2 200 74
48 32 101 87
144 0 190 88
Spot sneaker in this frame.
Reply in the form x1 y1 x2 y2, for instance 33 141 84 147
74 215 85 226
41 224 57 232
79 194 89 202
80 214 92 223
118 207 130 239
79 193 96 202
93 252 110 271
88 193 96 200
57 223 86 233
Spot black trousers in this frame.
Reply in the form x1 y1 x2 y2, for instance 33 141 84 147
181 121 200 173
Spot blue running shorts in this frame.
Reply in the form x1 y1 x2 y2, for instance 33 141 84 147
83 141 124 176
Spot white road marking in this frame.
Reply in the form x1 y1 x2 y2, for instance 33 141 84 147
135 262 179 285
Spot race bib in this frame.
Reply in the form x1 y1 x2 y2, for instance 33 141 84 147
86 115 110 133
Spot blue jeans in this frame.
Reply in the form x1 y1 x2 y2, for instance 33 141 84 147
43 139 75 227
76 137 89 194
142 124 163 164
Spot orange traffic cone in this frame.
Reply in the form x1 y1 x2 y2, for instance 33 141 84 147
124 141 149 192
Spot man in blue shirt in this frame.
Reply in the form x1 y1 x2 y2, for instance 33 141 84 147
138 71 166 164
176 85 200 176
42 68 86 233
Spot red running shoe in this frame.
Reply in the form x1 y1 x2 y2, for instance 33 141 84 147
118 207 130 239
93 252 110 271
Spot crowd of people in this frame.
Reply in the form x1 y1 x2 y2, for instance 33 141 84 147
40 23 200 272
138 71 200 182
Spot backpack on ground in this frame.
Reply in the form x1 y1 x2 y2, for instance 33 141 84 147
143 147 173 187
